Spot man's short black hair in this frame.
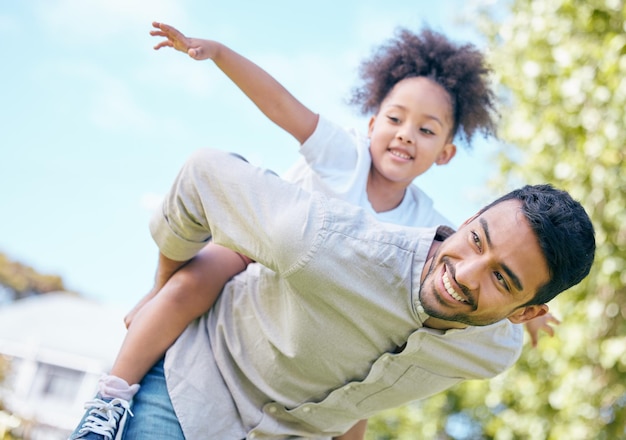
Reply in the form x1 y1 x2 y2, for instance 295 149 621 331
481 184 595 305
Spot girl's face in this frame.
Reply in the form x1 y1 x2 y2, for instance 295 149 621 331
367 76 457 191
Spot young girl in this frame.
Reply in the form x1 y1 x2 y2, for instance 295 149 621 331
71 22 557 440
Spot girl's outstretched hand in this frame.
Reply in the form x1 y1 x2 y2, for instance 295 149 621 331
150 22 216 60
524 312 561 347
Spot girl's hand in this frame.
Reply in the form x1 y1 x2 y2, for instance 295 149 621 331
150 22 217 60
524 313 561 347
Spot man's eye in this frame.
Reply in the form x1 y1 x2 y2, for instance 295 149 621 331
471 231 481 250
495 272 510 291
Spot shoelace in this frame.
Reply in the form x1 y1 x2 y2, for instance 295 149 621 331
78 398 134 440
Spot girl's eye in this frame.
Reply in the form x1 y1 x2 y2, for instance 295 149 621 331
387 116 400 124
420 127 435 135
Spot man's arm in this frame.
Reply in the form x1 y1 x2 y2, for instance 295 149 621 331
150 22 318 144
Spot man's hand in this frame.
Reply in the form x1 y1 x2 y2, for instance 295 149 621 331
524 312 561 347
150 22 217 60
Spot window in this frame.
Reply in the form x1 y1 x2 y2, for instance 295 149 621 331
31 363 83 403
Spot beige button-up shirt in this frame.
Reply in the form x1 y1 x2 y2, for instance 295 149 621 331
151 148 522 439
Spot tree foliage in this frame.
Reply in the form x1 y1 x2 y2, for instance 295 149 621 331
368 0 625 438
469 1 626 438
0 252 65 299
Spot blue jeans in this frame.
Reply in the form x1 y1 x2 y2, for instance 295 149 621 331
123 359 185 440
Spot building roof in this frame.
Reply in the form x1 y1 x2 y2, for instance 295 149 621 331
0 292 127 373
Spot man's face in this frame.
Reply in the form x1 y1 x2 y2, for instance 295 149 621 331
419 200 550 328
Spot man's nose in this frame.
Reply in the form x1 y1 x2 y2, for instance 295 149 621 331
453 257 484 292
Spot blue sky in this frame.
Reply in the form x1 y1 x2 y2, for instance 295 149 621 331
1 0 500 309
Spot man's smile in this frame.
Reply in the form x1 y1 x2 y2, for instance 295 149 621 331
442 271 467 303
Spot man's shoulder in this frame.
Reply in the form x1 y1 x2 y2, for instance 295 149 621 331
464 321 524 373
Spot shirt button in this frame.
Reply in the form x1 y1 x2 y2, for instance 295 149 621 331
381 354 390 362
345 385 352 391
302 407 311 413
249 433 257 439
268 405 277 414
415 300 425 313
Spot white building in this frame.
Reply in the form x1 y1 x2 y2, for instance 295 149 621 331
0 293 127 439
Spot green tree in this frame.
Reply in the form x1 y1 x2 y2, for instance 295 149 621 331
0 252 66 299
368 1 625 438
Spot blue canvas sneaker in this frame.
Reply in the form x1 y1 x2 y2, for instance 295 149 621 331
69 395 132 440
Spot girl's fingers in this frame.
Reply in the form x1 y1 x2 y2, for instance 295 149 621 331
153 41 174 50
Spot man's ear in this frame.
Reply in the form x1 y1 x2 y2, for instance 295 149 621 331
435 143 457 165
508 304 549 324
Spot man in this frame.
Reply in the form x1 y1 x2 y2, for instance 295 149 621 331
124 148 594 439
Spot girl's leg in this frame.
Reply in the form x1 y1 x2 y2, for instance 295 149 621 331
70 243 247 439
112 242 248 385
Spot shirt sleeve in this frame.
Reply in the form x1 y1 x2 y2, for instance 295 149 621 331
149 148 328 274
298 115 362 176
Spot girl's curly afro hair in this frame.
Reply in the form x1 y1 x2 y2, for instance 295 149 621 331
350 27 499 147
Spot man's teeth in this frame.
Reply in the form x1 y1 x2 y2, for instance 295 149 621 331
443 272 467 303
